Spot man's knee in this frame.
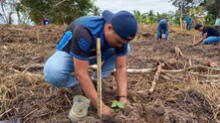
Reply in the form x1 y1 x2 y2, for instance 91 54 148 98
43 65 70 87
203 37 219 44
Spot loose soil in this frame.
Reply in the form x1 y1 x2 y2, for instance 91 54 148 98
0 24 220 123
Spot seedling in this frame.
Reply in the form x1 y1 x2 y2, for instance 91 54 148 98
110 100 125 112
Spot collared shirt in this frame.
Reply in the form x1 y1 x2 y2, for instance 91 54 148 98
56 16 129 60
202 26 220 37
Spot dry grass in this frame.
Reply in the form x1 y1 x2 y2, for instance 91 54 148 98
0 24 220 122
192 79 220 120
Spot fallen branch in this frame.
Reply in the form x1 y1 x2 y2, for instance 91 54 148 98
127 68 155 73
189 72 220 78
91 65 220 74
161 73 182 82
149 63 165 93
174 46 184 58
203 79 220 83
206 59 218 68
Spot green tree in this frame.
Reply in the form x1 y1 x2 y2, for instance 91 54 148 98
133 10 145 23
202 0 220 17
189 6 206 25
147 10 156 24
170 0 203 17
20 0 95 24
89 6 101 16
171 0 219 25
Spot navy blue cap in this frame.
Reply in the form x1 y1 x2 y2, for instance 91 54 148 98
102 10 138 41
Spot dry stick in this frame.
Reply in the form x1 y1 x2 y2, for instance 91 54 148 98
188 72 220 78
11 62 219 74
174 46 183 58
91 65 220 73
127 68 155 73
96 38 102 118
204 79 220 83
0 108 14 118
149 63 165 93
23 108 39 119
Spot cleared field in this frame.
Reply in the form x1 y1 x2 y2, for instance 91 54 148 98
0 24 220 122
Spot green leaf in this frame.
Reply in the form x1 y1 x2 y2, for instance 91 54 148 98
111 100 118 108
117 102 125 109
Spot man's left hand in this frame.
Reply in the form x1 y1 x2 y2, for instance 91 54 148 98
119 97 130 105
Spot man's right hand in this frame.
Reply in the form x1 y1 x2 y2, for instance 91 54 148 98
102 104 113 116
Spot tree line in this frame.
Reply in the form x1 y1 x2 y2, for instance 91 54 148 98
0 0 219 25
0 0 101 25
134 0 219 25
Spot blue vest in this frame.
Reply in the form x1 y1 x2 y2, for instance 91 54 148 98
74 16 111 50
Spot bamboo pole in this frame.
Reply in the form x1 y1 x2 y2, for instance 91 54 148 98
96 38 102 118
193 30 196 43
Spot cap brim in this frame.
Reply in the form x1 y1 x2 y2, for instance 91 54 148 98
102 10 114 22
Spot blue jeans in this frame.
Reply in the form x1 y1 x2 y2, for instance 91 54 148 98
203 36 220 44
43 48 128 88
157 22 169 40
186 23 191 31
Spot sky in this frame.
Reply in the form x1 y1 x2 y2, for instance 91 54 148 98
94 0 177 14
1 0 177 25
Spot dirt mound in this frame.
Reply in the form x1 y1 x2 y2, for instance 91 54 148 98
164 89 214 122
80 89 215 123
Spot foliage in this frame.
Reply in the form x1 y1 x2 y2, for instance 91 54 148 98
170 0 204 17
204 13 216 25
202 0 220 17
133 10 146 23
170 0 219 25
0 0 21 24
20 0 97 24
110 100 125 112
188 6 206 25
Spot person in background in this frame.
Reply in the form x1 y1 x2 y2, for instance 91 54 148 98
41 18 50 25
185 17 192 31
194 24 220 45
157 18 169 40
215 16 220 30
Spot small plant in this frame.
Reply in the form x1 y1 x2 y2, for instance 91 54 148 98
110 100 125 112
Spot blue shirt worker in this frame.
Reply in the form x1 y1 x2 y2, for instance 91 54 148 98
194 24 220 45
42 18 50 25
186 17 192 31
43 10 138 116
215 16 220 30
157 19 169 40
215 16 220 26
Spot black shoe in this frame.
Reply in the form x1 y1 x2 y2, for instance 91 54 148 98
71 84 83 96
92 80 97 90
